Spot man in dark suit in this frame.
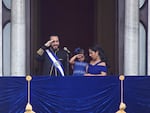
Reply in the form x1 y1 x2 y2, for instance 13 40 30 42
36 34 69 76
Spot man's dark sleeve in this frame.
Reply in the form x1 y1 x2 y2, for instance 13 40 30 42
36 45 48 61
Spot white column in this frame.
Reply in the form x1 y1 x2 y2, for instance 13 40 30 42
124 0 139 75
148 0 150 75
0 0 2 76
139 23 146 75
11 0 26 76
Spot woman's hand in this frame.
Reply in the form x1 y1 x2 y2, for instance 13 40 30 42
84 73 92 76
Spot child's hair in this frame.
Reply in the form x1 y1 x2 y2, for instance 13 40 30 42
74 47 84 55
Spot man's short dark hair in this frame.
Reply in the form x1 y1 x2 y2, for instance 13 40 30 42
48 33 60 38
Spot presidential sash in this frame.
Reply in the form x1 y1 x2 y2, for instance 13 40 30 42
45 49 65 76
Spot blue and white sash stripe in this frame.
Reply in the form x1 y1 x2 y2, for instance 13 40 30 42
46 49 64 76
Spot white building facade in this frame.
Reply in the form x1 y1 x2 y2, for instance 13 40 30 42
0 0 149 76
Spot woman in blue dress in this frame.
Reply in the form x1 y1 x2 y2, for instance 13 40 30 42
69 48 88 76
85 45 108 76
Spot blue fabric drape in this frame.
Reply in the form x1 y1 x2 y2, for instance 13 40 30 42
0 76 150 113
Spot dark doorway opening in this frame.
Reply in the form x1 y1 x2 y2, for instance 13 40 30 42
30 0 118 75
39 0 95 51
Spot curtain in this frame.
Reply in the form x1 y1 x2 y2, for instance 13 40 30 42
0 76 150 113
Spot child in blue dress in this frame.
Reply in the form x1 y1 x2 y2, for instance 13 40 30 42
69 48 88 76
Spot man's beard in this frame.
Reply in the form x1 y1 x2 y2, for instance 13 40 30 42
51 45 59 50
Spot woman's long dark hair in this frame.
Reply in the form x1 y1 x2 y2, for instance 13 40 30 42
88 45 110 68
